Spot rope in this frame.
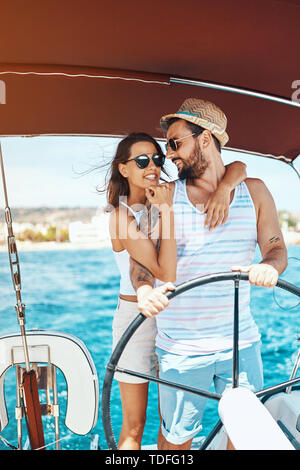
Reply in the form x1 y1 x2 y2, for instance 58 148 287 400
33 432 74 451
0 435 18 450
0 70 170 86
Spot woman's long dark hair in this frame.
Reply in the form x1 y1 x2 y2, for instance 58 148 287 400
102 132 166 210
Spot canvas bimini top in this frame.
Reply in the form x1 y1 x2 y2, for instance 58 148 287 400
0 0 299 166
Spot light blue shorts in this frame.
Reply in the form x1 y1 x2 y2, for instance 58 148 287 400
156 342 263 445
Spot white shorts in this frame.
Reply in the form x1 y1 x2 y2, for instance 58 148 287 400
112 298 158 384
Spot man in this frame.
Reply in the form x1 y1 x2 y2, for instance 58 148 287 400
129 98 287 450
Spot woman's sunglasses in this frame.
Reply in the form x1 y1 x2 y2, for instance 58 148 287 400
126 153 165 169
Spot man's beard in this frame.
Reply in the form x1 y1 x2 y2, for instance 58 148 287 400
178 140 208 180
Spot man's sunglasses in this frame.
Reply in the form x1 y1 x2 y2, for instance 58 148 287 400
165 132 196 152
126 153 165 169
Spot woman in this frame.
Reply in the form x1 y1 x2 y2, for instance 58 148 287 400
106 132 246 449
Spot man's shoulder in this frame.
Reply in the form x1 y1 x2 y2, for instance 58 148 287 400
245 177 266 189
245 178 274 211
245 177 268 198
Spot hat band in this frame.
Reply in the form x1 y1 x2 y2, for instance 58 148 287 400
176 111 225 136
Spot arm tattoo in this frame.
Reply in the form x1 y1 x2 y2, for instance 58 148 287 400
269 236 281 244
139 204 160 245
129 204 161 291
130 257 154 291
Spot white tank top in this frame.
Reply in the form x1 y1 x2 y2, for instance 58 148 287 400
156 180 261 355
113 202 143 296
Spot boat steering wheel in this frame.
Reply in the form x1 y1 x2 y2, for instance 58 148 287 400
101 271 300 450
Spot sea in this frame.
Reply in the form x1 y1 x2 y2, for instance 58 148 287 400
0 245 299 451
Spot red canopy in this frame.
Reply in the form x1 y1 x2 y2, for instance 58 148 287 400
0 0 299 164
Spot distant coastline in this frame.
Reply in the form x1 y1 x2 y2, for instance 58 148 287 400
0 240 111 252
0 231 299 253
0 206 299 252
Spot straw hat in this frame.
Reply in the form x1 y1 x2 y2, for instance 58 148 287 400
160 98 229 147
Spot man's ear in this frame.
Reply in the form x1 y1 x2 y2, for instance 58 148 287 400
118 163 128 178
199 130 212 150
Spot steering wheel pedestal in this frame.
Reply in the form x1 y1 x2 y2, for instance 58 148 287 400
102 271 300 450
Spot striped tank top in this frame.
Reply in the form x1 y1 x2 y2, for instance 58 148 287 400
155 179 261 355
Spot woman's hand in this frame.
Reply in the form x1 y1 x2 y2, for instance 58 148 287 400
137 283 175 318
204 183 231 230
204 161 247 230
145 183 173 208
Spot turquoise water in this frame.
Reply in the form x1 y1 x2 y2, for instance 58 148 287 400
0 246 299 450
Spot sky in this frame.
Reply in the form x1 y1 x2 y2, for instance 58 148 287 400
0 135 299 213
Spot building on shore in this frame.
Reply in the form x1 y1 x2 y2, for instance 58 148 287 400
68 213 110 245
